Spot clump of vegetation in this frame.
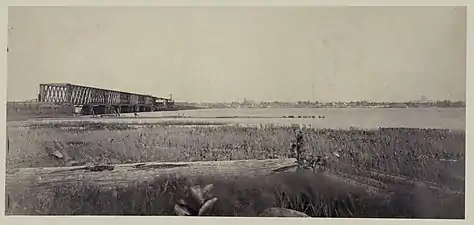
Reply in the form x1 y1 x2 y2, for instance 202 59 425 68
174 183 218 216
290 126 317 171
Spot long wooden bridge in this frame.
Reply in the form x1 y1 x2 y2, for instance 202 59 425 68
38 83 175 115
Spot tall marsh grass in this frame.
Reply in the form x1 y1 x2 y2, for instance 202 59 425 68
5 122 465 217
7 124 464 187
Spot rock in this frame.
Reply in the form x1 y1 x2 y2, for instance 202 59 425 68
51 150 64 159
259 207 310 217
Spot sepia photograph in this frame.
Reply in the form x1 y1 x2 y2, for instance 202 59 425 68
4 5 466 219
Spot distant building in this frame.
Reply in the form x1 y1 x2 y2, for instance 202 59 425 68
420 95 428 103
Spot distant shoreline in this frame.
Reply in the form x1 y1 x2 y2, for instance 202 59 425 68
187 106 466 109
176 100 466 109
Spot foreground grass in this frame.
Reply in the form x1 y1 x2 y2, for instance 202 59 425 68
7 124 465 189
5 171 464 218
5 123 465 217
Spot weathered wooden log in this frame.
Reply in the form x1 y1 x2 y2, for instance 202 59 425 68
5 158 299 189
6 156 462 198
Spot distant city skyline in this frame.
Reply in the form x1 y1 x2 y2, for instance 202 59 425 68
7 6 466 102
184 97 464 104
12 88 463 104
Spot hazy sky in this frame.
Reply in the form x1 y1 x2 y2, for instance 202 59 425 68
7 6 466 102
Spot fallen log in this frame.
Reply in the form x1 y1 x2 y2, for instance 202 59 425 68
5 158 299 189
6 157 463 198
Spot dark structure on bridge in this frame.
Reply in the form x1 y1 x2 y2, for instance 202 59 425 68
38 83 175 115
